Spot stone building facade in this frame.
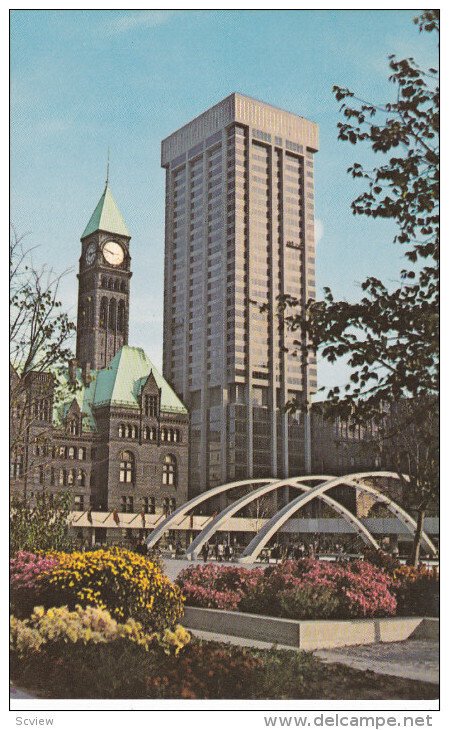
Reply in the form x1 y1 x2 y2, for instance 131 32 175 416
10 183 189 544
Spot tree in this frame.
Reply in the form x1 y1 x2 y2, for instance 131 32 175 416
10 225 77 493
377 397 439 565
278 10 439 565
10 491 73 553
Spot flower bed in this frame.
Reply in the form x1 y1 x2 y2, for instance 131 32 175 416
176 558 438 619
10 632 437 699
11 547 184 631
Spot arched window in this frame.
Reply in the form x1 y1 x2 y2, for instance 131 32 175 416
108 278 113 290
67 468 75 486
68 417 80 436
109 299 117 330
77 469 85 487
160 427 167 442
114 279 120 291
119 451 135 484
78 447 86 460
142 426 149 440
100 297 108 330
101 276 107 288
59 468 66 486
167 429 173 442
131 425 138 439
118 424 125 438
118 301 126 332
150 427 157 441
162 454 177 487
68 446 75 459
124 424 131 438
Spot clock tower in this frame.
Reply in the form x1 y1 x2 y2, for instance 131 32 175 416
76 182 132 372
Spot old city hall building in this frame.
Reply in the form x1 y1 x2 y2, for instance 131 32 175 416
10 183 189 543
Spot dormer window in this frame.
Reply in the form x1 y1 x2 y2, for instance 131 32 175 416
145 394 159 417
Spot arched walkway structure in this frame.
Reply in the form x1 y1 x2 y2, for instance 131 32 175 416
185 475 381 559
146 478 277 547
239 472 437 563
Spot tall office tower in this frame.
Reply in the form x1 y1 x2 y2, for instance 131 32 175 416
161 93 319 494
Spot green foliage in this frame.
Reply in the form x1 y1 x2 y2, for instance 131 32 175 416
10 492 72 554
272 11 439 563
278 584 342 620
10 636 437 700
281 9 438 417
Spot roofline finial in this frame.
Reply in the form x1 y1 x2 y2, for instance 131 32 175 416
105 147 110 188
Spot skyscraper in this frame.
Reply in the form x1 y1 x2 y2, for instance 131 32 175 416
161 93 319 494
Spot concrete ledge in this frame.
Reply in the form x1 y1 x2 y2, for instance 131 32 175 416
182 607 438 650
409 617 439 641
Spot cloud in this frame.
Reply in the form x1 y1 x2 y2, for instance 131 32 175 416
315 218 324 244
104 10 174 36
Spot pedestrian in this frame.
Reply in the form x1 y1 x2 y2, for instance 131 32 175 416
218 542 224 562
201 542 209 562
224 543 231 562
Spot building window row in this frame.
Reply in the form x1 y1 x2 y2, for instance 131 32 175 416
118 451 178 488
52 467 87 487
101 276 127 292
33 399 52 422
53 445 87 461
118 424 181 442
99 297 126 333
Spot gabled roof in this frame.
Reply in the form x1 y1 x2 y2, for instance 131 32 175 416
93 346 187 414
81 184 130 239
53 347 188 432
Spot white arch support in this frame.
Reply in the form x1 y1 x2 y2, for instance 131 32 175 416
185 475 381 559
239 472 437 563
146 478 276 547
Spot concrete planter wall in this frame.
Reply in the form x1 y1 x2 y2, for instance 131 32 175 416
183 606 439 650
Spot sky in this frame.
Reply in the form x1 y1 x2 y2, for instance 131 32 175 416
10 9 438 392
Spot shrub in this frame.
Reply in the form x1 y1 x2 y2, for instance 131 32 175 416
177 563 260 610
278 584 342 620
392 565 439 616
10 605 190 659
144 640 264 699
10 552 60 618
36 547 184 631
178 559 397 619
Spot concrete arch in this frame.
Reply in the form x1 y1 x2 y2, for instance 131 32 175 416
185 475 381 559
239 472 437 563
146 478 277 547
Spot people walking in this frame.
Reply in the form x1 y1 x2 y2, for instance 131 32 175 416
201 542 210 562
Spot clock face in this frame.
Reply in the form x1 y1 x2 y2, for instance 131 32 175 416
85 243 96 266
102 240 125 267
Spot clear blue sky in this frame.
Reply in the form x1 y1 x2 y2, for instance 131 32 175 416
10 9 437 391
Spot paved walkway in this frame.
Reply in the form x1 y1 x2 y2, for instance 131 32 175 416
315 640 439 684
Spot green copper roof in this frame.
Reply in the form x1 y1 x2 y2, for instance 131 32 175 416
92 346 188 414
81 184 130 239
54 367 98 432
54 346 188 430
